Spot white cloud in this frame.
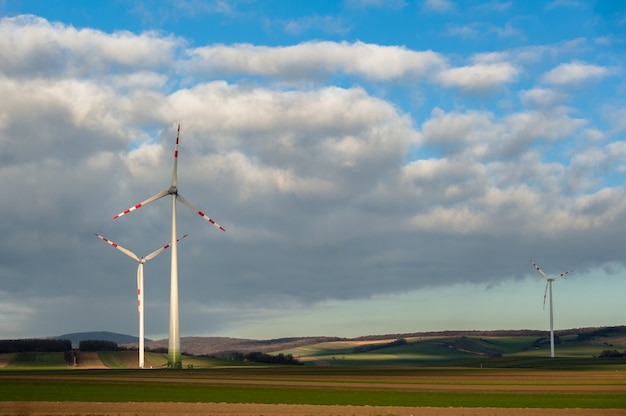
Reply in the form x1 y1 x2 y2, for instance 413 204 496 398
128 0 238 25
605 107 626 133
400 158 488 206
474 1 512 13
492 22 524 39
411 205 483 234
445 23 481 38
584 128 605 142
419 107 585 160
410 180 626 237
434 62 519 92
519 88 565 108
572 188 626 224
345 0 407 10
565 140 626 192
446 21 522 41
0 15 180 78
188 41 445 81
422 0 456 13
545 0 586 10
541 62 611 85
170 0 237 15
282 15 352 35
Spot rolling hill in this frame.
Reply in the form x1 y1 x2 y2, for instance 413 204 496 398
45 326 626 365
0 325 621 369
132 326 626 360
140 336 342 356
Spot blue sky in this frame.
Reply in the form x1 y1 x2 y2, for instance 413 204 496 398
0 0 625 342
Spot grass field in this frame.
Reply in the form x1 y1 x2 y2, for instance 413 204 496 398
0 350 624 415
0 366 625 409
279 332 626 367
0 330 624 415
2 330 626 371
3 352 68 370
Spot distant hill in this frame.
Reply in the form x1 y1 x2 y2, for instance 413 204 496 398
135 326 626 357
52 331 150 348
140 336 342 356
5 326 626 369
48 326 626 357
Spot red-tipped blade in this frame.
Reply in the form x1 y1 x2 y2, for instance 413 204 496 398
144 234 189 261
531 260 549 280
176 194 226 231
94 233 140 261
554 270 570 280
112 190 169 220
171 124 180 188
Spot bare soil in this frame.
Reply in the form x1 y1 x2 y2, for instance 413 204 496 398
1 402 624 416
75 351 107 368
2 353 624 415
0 353 15 368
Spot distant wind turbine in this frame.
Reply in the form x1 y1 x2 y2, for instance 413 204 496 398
94 233 188 368
112 125 225 369
531 260 570 358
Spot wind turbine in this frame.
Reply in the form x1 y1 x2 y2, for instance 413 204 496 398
94 233 188 368
112 125 225 369
531 260 570 358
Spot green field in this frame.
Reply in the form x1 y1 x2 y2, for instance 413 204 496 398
2 352 68 370
279 331 626 367
1 329 624 413
2 328 626 370
0 366 624 409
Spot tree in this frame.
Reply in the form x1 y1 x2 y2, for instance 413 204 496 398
79 340 119 351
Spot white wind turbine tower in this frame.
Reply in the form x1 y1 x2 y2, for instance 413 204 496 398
94 233 188 368
112 125 225 369
531 261 570 358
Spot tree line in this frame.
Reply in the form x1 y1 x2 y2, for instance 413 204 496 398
598 350 626 358
0 338 301 365
0 339 72 353
227 351 301 365
78 340 121 351
0 338 126 353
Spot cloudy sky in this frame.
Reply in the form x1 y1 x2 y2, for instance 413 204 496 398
1 0 625 342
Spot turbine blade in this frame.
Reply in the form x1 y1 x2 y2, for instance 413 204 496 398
543 281 549 310
144 234 189 261
177 194 226 231
531 260 549 280
554 271 570 280
94 233 140 261
171 124 180 188
112 190 169 220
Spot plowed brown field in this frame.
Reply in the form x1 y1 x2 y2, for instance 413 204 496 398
1 401 625 415
2 353 624 416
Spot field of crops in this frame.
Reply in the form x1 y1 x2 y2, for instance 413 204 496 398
1 361 625 415
1 330 625 415
280 333 626 367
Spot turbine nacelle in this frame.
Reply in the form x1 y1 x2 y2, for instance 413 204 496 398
531 260 569 282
